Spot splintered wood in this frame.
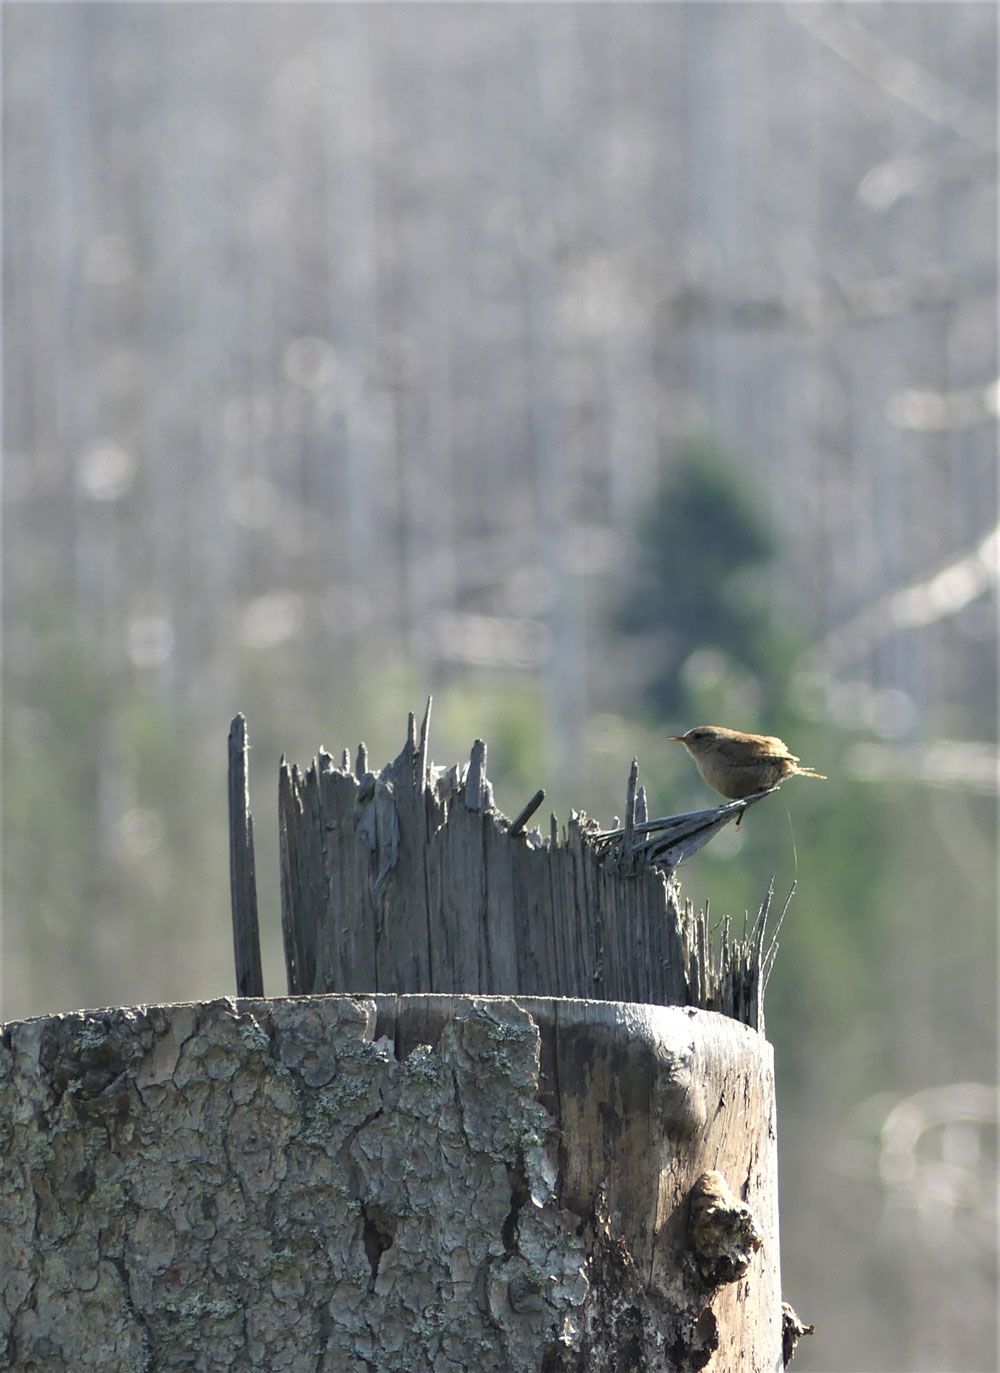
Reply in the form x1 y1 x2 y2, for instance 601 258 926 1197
278 704 782 1028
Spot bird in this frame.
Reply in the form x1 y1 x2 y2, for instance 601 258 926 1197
667 725 826 801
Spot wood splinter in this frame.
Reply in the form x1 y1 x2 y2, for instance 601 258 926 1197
509 788 546 837
781 1301 815 1367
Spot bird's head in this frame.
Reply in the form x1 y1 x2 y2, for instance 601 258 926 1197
667 726 723 755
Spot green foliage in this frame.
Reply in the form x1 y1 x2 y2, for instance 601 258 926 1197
609 441 907 1107
620 443 793 716
433 676 548 817
2 602 234 1019
3 618 106 991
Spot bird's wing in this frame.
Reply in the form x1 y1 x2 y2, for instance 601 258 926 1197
758 734 794 757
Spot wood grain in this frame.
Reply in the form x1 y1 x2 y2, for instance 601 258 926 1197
278 707 782 1030
227 713 264 997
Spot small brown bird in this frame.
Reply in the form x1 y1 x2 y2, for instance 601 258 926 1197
668 725 826 800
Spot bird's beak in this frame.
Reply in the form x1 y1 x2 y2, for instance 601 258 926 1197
666 735 684 742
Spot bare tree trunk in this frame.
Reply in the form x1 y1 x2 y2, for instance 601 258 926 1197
0 993 781 1372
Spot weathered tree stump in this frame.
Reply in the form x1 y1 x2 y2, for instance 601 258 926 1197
277 703 779 1028
0 708 796 1370
0 993 781 1372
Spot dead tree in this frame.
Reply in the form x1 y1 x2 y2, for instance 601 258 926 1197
0 705 802 1372
275 701 779 1020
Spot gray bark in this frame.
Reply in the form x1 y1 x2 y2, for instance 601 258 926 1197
0 993 781 1372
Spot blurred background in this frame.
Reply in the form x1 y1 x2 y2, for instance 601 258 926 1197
2 3 997 1368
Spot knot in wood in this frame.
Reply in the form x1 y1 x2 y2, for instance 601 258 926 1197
649 1041 707 1139
687 1169 764 1287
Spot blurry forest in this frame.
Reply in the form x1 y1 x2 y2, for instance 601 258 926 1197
2 4 997 1370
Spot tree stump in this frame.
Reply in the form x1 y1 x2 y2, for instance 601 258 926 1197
0 708 793 1370
0 993 781 1372
276 704 778 1028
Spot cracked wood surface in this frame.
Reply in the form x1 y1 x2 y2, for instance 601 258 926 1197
0 994 782 1372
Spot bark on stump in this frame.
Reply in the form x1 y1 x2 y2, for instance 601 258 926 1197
1 710 789 1370
0 993 781 1372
